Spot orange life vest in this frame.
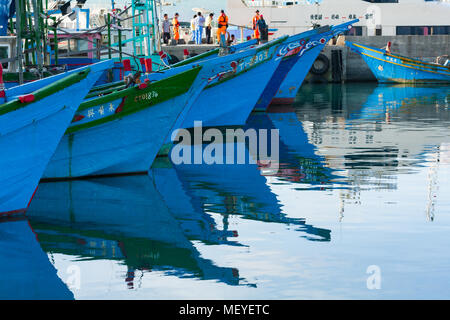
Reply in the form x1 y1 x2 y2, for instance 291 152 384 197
252 14 260 30
172 17 180 28
172 17 180 40
218 14 228 29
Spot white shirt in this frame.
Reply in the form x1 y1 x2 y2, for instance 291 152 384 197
205 16 213 28
195 15 205 28
162 19 171 33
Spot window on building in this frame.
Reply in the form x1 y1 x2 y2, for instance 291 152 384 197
348 26 363 36
362 0 398 3
396 26 450 35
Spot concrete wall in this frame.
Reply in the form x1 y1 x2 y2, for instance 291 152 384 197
163 44 218 62
163 35 450 82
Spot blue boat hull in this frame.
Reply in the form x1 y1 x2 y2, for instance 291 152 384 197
253 48 303 111
0 61 111 215
144 47 265 131
253 27 329 111
272 43 325 104
347 41 450 83
154 39 284 129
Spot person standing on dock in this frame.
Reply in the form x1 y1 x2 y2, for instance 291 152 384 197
172 13 180 44
195 12 205 45
217 10 229 46
162 14 171 45
205 13 214 44
257 15 269 43
252 10 261 40
190 15 197 43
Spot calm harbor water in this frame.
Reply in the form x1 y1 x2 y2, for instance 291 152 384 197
1 83 450 299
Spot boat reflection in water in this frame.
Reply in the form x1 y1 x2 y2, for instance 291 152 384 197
153 158 243 247
26 175 243 292
246 109 338 188
349 85 450 121
0 217 73 300
163 138 332 242
295 83 450 191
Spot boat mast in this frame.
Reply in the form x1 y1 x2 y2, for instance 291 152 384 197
31 0 44 77
14 0 24 84
131 0 158 58
13 0 47 83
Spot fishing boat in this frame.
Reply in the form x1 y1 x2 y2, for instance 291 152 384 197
346 41 450 83
42 65 202 179
27 175 242 287
0 60 112 216
255 20 358 109
43 42 276 179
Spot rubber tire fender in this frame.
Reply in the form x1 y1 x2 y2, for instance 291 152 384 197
310 54 330 75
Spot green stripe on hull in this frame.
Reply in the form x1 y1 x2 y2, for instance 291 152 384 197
0 68 91 116
169 49 219 68
204 37 287 89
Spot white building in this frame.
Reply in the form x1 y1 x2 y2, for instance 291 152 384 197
227 0 450 37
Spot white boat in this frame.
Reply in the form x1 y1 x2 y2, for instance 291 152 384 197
227 0 450 37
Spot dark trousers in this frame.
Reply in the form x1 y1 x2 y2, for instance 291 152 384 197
205 27 211 44
163 32 171 44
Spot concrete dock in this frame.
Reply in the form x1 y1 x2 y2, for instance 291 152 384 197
163 35 450 83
